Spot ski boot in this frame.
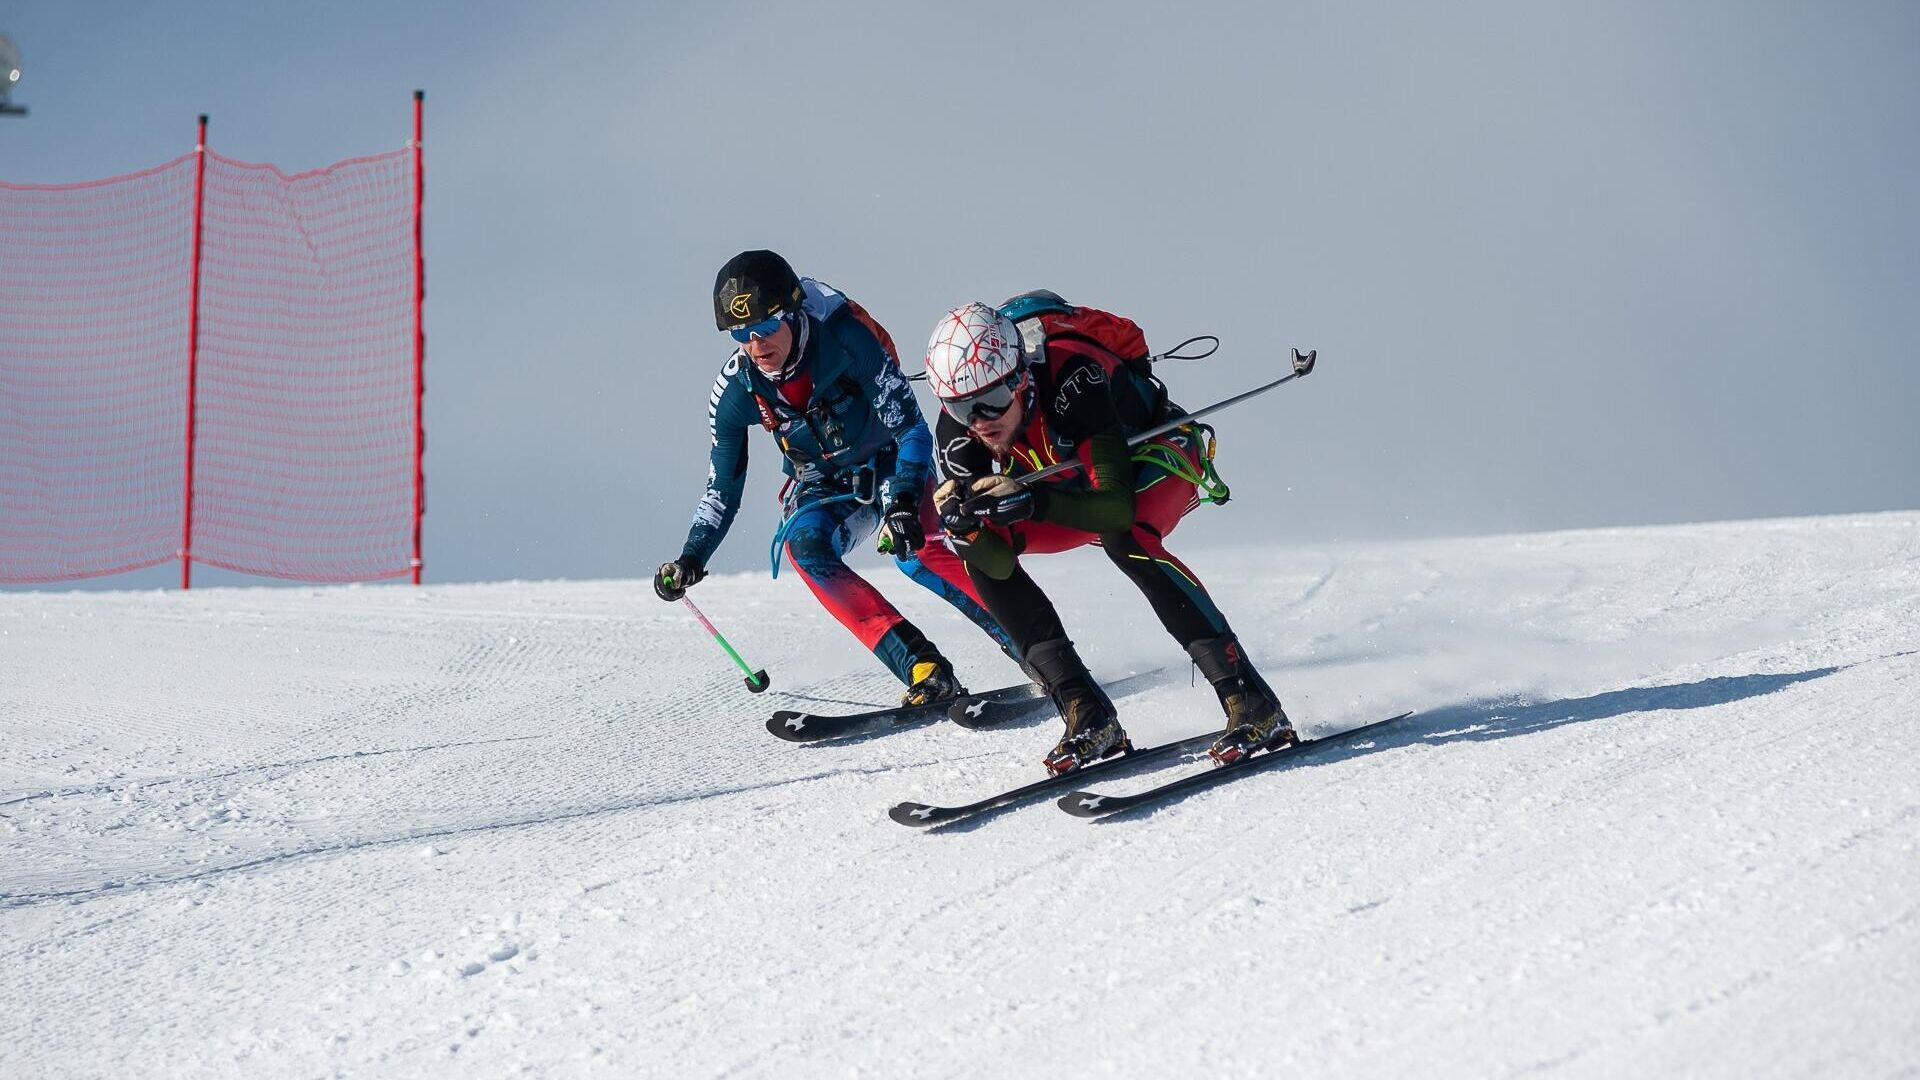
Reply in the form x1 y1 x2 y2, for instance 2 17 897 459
1187 635 1296 765
1027 638 1131 775
900 653 965 708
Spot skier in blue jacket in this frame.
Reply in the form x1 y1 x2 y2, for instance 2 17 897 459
654 251 1010 705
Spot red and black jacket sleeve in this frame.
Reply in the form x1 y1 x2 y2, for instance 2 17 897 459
1031 349 1136 534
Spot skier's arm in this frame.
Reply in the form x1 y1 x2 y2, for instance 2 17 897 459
933 410 1019 577
1029 354 1135 533
680 357 758 566
832 313 928 505
936 474 1019 579
1034 429 1134 534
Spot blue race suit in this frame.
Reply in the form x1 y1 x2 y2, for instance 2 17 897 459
679 279 1009 684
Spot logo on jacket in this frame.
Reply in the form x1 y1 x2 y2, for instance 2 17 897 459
1054 364 1106 415
942 436 977 478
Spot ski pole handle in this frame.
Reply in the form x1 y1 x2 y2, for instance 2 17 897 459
680 595 771 694
1020 349 1316 485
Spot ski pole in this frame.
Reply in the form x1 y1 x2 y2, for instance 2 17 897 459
1019 349 1316 485
680 595 770 694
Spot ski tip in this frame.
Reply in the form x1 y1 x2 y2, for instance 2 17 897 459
888 802 943 827
945 696 995 728
951 694 1055 730
1055 791 1113 818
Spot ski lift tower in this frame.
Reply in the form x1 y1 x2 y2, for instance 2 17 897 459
1 34 27 117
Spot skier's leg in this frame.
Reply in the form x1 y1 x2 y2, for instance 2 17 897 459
961 558 1069 660
1112 441 1293 758
1104 432 1243 644
1027 636 1128 774
1099 523 1232 645
783 500 949 692
962 558 1126 773
1189 627 1296 762
895 552 1016 655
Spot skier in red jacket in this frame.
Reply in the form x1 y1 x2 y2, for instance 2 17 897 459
925 296 1294 774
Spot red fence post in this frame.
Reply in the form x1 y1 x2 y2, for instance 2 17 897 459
181 114 209 591
411 89 426 586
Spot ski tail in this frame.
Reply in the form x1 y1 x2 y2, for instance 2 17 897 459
765 679 1039 743
1057 711 1414 818
888 730 1217 828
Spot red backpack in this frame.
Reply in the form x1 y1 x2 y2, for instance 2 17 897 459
997 290 1170 423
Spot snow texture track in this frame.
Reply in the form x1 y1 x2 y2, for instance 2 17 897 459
3 513 1918 1077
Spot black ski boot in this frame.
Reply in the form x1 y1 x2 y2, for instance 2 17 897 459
1187 635 1296 765
900 652 965 708
1027 638 1130 775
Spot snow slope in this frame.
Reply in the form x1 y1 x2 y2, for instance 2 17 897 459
3 512 1917 1078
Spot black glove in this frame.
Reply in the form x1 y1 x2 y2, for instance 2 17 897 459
653 555 706 601
963 475 1046 528
935 479 981 539
881 491 926 558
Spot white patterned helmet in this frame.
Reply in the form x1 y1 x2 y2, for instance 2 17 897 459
925 302 1025 420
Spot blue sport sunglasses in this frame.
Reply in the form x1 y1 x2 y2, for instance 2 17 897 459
728 312 789 344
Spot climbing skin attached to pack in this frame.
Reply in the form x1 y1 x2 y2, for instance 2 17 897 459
1132 422 1231 505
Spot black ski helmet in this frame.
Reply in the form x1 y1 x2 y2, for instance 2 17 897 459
713 250 803 332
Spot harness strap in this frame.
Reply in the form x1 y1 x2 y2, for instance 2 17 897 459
765 460 881 578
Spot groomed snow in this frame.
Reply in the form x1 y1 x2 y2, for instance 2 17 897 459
4 512 1917 1077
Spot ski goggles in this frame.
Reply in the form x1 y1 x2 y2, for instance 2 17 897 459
727 312 789 343
940 373 1021 425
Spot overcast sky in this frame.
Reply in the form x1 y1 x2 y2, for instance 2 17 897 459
3 1 1916 590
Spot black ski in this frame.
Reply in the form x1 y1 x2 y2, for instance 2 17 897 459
945 667 1170 730
1056 711 1414 818
888 730 1218 828
764 680 1042 743
943 692 1053 730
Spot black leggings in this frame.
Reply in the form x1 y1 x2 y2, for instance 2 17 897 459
964 525 1231 658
